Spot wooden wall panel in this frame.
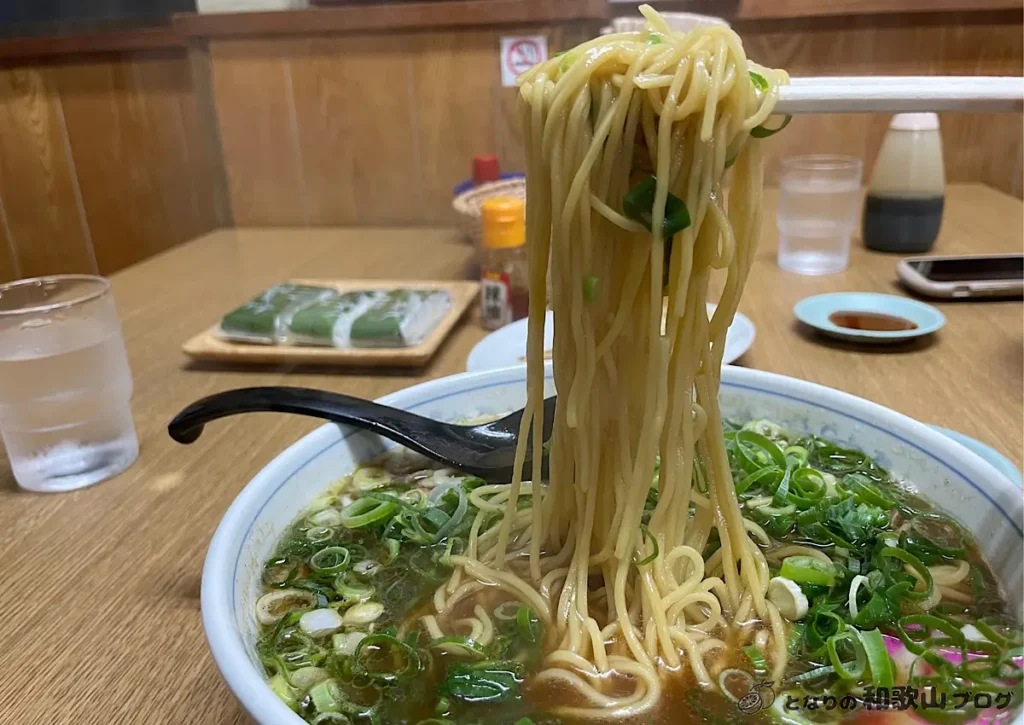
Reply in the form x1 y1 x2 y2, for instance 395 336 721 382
0 49 223 281
736 0 1023 19
209 22 605 228
0 67 97 277
54 50 219 274
739 13 1024 197
211 13 1021 229
411 30 501 224
185 42 235 231
495 24 597 198
208 40 309 226
288 35 422 225
0 199 20 283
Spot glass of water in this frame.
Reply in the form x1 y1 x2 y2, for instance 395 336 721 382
777 155 863 275
0 276 138 492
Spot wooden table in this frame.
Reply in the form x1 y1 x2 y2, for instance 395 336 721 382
0 183 1020 724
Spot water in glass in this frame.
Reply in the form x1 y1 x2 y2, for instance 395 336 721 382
777 156 863 276
0 277 137 492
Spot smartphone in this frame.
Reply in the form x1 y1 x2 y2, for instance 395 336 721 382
896 254 1024 299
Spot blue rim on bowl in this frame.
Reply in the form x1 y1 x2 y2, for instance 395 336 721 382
931 425 1023 488
794 292 946 343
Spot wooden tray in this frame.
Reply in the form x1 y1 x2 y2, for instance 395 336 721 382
182 279 479 367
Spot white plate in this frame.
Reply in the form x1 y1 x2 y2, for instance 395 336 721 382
467 304 756 372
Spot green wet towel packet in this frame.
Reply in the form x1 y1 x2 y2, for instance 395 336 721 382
349 289 451 348
288 291 382 347
220 283 336 343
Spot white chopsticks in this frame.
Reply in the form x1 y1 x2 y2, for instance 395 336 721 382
775 76 1024 114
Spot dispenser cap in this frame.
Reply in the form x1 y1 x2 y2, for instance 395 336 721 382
481 197 525 249
890 113 940 131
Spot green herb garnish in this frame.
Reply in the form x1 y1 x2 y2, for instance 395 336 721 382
622 176 691 238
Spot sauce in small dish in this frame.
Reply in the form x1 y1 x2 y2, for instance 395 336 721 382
828 310 918 332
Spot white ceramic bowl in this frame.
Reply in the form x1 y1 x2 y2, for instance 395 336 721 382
201 364 1024 725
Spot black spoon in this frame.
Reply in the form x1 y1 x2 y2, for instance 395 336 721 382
168 386 556 484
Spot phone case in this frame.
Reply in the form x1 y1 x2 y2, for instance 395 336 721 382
896 255 1024 299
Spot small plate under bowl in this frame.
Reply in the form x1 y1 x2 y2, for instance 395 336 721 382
794 292 945 344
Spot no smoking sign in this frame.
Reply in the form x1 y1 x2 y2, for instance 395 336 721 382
500 35 548 87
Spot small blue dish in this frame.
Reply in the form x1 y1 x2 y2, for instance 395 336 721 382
931 425 1023 488
794 292 945 343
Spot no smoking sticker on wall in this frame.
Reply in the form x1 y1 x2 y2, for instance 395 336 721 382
500 35 548 87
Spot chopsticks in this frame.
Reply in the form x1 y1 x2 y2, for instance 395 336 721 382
775 76 1024 114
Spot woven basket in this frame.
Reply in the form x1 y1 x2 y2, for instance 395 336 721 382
452 177 526 247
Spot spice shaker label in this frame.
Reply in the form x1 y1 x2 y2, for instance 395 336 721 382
481 271 513 329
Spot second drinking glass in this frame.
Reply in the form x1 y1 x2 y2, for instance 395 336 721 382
776 155 863 275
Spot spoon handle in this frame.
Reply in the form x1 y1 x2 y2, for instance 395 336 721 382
167 386 442 456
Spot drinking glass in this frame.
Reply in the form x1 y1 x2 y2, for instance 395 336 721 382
0 276 138 492
777 155 863 275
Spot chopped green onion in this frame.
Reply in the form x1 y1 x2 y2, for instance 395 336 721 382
749 71 768 91
634 524 659 566
339 497 398 528
493 601 521 621
516 606 541 644
735 430 787 470
815 445 868 474
781 556 836 587
353 634 422 683
897 614 965 652
805 608 846 655
783 445 808 463
826 630 866 680
434 487 468 541
977 617 1023 648
383 538 400 564
772 461 796 507
647 33 664 45
431 635 490 660
859 628 895 687
786 468 827 508
309 679 345 714
787 623 806 655
843 472 896 508
879 547 933 601
789 664 835 683
750 114 792 138
307 526 334 543
743 645 768 674
718 668 755 702
438 661 525 704
735 465 779 496
269 673 299 711
583 275 599 302
309 546 350 575
334 571 374 603
907 515 967 559
622 176 692 238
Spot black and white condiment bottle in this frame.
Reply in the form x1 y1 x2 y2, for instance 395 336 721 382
862 113 945 254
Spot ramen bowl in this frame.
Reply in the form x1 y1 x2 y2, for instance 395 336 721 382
201 364 1024 725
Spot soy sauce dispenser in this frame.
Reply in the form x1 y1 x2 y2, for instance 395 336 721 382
862 113 945 253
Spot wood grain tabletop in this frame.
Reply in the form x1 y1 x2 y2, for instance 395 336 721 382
0 183 1020 724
